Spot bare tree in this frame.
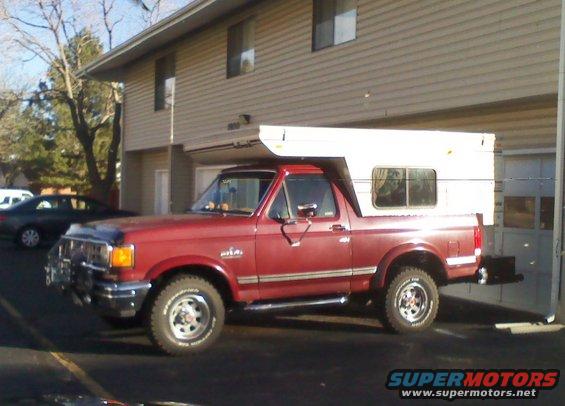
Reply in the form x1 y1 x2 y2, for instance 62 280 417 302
0 0 189 199
0 0 121 201
130 0 193 27
0 87 25 187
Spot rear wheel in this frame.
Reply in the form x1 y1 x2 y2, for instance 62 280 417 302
17 226 41 249
147 275 225 356
381 266 439 334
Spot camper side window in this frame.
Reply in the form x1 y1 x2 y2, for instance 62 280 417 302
408 168 437 207
373 168 406 207
372 168 436 208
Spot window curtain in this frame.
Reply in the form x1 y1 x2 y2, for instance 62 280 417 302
372 168 389 203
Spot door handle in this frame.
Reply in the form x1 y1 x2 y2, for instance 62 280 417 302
330 224 347 232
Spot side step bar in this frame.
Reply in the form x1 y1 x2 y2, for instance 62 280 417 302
244 295 349 312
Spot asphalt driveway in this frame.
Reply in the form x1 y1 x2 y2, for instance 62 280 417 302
0 241 563 405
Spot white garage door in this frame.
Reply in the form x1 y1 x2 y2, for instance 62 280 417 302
498 155 555 314
443 154 555 315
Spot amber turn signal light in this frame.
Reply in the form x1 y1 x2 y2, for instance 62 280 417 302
111 245 135 268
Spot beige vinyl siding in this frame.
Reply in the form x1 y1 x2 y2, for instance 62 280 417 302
123 0 560 151
140 149 169 215
359 98 558 150
121 151 142 213
124 57 172 151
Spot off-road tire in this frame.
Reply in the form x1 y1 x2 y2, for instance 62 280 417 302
147 275 225 356
381 266 439 334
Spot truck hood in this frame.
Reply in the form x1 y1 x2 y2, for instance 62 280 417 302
91 213 223 232
65 213 239 244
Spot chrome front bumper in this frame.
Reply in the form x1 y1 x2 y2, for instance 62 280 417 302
46 243 151 318
87 280 151 317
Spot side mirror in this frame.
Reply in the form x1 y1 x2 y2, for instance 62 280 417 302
297 203 318 218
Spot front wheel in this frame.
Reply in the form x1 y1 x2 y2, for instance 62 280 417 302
382 267 439 334
147 275 225 355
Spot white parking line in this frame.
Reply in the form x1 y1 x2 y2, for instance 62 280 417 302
0 293 115 400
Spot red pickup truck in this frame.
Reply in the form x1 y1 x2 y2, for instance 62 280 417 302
46 163 487 355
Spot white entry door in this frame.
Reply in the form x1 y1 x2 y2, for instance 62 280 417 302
499 155 555 314
154 169 170 215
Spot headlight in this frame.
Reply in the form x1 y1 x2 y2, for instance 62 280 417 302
111 245 135 268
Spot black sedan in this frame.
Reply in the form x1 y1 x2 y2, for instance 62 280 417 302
0 195 136 248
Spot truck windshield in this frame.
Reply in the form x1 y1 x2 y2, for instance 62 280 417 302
191 171 275 215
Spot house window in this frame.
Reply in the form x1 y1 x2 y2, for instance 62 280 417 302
503 196 536 229
227 17 255 78
313 0 357 51
372 168 437 208
539 196 554 230
155 54 175 111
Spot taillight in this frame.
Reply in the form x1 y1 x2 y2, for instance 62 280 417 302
474 226 482 257
0 215 6 222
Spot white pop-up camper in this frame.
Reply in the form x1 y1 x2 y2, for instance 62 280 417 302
187 125 497 226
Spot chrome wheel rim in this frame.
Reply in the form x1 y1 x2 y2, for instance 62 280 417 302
168 293 211 341
396 282 429 323
21 229 40 247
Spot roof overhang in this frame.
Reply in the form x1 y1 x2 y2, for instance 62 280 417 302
80 0 254 82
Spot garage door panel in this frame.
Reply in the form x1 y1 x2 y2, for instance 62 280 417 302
541 157 556 197
504 158 540 196
496 155 556 315
501 232 537 274
444 154 556 316
538 234 554 275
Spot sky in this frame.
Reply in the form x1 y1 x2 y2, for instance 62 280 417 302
0 0 192 90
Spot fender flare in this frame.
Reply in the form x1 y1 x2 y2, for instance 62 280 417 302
374 241 447 289
145 255 239 299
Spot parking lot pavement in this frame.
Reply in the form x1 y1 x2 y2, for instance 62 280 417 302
0 240 564 405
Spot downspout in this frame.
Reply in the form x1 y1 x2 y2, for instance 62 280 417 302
119 89 125 210
547 0 565 323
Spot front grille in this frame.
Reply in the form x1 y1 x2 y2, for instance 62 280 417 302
59 237 110 271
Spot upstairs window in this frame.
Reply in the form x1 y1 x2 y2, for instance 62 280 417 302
313 0 357 51
372 168 437 208
227 17 256 78
155 54 175 111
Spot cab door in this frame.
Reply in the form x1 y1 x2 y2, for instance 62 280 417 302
255 172 352 300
